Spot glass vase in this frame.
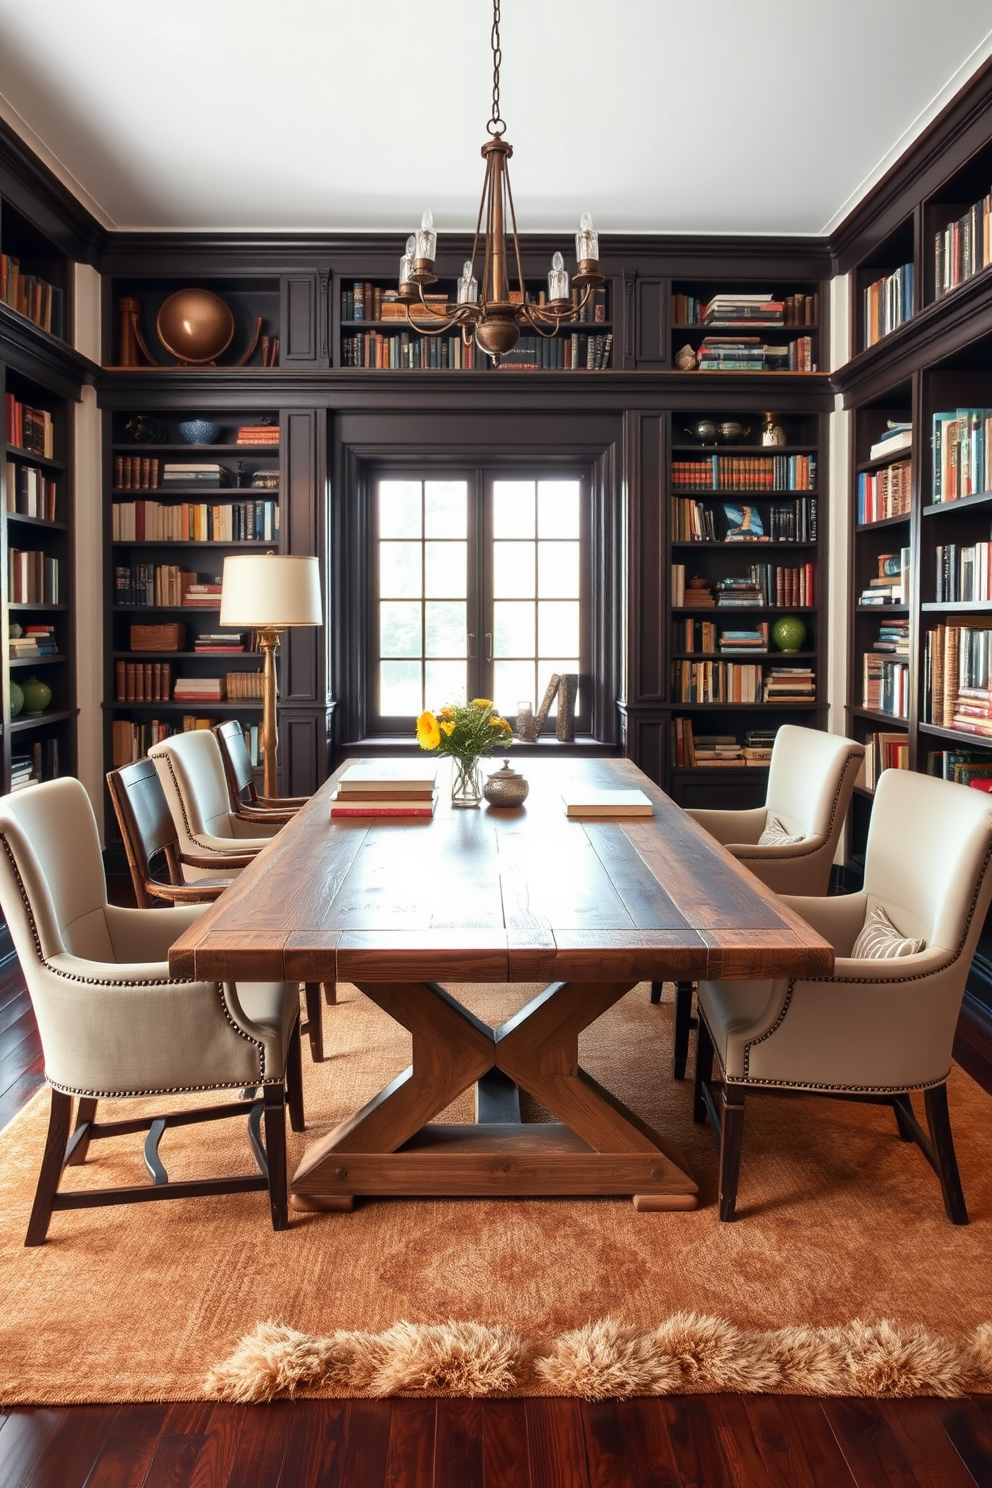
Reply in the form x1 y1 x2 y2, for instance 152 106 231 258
451 757 482 808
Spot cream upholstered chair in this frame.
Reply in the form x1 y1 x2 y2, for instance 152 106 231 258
0 778 304 1244
148 729 281 882
659 725 865 1079
693 768 992 1223
214 720 308 822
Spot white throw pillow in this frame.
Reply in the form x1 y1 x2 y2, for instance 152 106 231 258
757 816 805 847
851 903 926 960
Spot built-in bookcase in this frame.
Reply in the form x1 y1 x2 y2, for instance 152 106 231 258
669 280 822 373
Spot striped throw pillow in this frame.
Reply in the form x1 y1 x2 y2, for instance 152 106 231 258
758 816 806 847
851 903 926 960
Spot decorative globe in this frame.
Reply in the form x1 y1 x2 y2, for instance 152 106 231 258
771 615 807 653
156 289 235 364
9 680 23 719
20 676 52 717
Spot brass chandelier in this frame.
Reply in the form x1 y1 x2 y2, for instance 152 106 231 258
398 0 604 365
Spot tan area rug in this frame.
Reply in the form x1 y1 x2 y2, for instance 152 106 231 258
1 982 991 1403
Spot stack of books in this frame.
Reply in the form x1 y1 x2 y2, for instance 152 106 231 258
869 423 913 461
873 618 910 656
716 576 765 607
692 735 746 767
162 463 227 488
719 626 769 653
698 337 765 371
10 753 38 792
9 624 56 659
764 667 815 701
195 632 247 653
859 549 909 606
236 425 280 446
173 677 226 704
330 761 439 818
183 582 223 608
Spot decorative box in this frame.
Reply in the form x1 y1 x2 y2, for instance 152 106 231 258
130 623 186 652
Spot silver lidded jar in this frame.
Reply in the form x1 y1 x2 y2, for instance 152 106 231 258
483 760 529 808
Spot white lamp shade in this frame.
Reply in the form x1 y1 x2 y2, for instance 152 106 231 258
220 554 323 627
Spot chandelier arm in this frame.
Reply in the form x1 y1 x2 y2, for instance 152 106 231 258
467 153 492 287
482 148 500 306
520 303 565 338
406 296 479 337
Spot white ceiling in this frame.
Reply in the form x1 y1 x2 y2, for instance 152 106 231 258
1 0 991 237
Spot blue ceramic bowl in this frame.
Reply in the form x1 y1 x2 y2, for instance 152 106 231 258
178 419 221 445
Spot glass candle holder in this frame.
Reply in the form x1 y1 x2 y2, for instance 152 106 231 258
575 210 599 264
416 208 437 263
399 234 416 288
457 260 479 304
547 251 569 302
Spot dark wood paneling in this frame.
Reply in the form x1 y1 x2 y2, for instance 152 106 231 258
623 412 666 705
280 275 318 366
635 279 668 365
282 408 321 705
281 710 320 796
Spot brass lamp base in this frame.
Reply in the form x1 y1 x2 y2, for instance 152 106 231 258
258 626 283 801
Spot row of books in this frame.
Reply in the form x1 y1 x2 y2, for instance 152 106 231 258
115 662 174 702
114 457 162 491
4 461 57 521
934 192 992 300
934 539 992 603
670 563 814 608
673 660 815 703
859 731 910 792
695 337 815 371
863 263 914 349
671 497 816 543
858 549 910 606
9 549 59 605
0 255 64 339
932 409 992 502
496 334 613 370
111 500 279 543
329 759 439 819
111 718 182 766
10 624 57 659
113 665 260 704
857 461 911 523
4 394 54 459
872 618 910 656
927 748 992 786
225 670 263 699
675 619 774 654
926 621 992 733
343 332 474 370
671 455 815 491
671 718 778 769
10 740 60 793
672 292 818 326
114 566 221 607
863 655 909 718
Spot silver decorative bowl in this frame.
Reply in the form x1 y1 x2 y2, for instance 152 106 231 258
483 761 529 808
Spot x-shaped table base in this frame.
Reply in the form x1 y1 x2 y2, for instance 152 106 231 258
290 980 698 1212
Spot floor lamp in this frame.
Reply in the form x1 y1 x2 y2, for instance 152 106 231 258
219 554 323 800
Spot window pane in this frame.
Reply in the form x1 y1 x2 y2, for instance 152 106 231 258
538 600 580 656
424 481 467 538
425 540 466 598
493 601 536 658
380 660 422 715
425 660 467 706
538 541 579 598
493 480 535 538
425 601 467 658
538 480 581 539
379 481 422 538
379 601 422 658
493 660 536 720
493 541 535 599
379 542 422 598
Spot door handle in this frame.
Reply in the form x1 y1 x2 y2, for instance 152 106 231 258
468 632 476 660
485 632 493 663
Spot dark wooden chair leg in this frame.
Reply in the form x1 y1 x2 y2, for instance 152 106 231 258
263 1084 290 1231
322 982 337 1006
693 1014 714 1126
718 1084 746 1222
302 981 324 1062
673 981 694 1080
924 1083 968 1225
649 981 663 1005
65 1096 98 1166
286 1019 306 1134
25 1088 72 1247
892 1093 916 1142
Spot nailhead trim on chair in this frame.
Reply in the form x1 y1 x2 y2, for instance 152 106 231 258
732 750 863 865
159 751 245 857
724 829 992 1091
0 830 270 1089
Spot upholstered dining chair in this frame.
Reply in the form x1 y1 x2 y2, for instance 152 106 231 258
214 719 308 822
148 729 281 882
107 758 240 908
0 778 304 1244
692 767 992 1223
658 725 865 1079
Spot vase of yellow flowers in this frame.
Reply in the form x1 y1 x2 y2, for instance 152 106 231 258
416 698 513 808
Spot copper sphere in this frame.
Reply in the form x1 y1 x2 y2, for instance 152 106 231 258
475 317 519 358
156 288 235 364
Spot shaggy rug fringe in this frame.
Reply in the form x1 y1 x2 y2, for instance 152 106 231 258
206 1314 992 1402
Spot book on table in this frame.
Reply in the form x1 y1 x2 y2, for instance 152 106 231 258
331 760 439 817
561 788 653 818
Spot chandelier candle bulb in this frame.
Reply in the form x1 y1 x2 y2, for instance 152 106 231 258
399 235 417 291
548 251 570 304
416 208 437 266
576 211 599 265
457 261 479 304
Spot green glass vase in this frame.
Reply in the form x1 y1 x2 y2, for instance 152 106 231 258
20 676 52 717
8 680 23 719
771 615 807 653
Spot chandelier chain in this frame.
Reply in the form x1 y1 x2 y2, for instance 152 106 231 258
487 0 506 137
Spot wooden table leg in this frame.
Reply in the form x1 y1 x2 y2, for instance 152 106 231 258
289 979 697 1211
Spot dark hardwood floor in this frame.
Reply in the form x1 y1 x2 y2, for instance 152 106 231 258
2 950 991 1488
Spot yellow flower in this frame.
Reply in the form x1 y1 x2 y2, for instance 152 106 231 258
416 710 441 751
440 721 455 737
471 698 492 709
489 715 505 728
439 706 455 720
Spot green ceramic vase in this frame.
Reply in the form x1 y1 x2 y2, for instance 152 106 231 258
20 676 52 717
8 680 23 719
771 615 807 653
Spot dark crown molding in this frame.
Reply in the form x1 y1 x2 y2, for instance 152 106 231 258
0 116 107 265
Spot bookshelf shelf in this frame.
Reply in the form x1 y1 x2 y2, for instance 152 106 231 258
847 706 909 726
105 700 262 714
9 655 67 668
5 444 65 471
10 709 75 732
9 601 68 611
671 650 816 661
113 540 275 549
671 541 816 551
921 601 992 612
672 605 817 614
923 490 992 517
919 722 992 746
110 444 280 455
670 444 817 455
855 515 911 534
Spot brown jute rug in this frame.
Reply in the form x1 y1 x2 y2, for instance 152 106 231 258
1 983 991 1404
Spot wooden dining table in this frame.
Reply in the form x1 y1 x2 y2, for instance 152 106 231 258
169 757 833 1213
